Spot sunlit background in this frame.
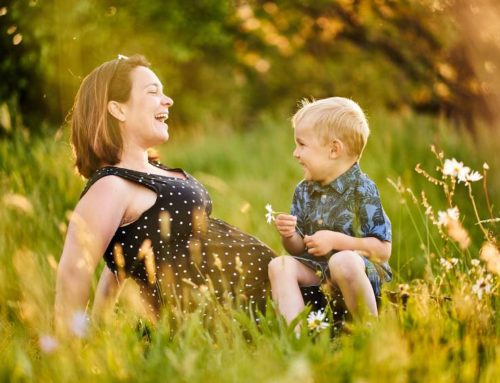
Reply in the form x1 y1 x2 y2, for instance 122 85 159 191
0 1 499 381
2 0 500 133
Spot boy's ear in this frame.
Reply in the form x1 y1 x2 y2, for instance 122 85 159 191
329 139 343 159
107 101 126 122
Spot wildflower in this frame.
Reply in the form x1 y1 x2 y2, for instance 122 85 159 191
265 203 275 223
466 171 483 182
471 259 481 267
436 207 470 249
472 275 494 300
265 203 304 237
480 242 500 275
307 310 329 333
442 158 482 183
437 207 459 226
457 165 471 183
442 158 464 177
439 257 458 271
70 311 89 338
39 335 59 353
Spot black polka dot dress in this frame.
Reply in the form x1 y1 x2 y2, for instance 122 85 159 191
81 163 274 315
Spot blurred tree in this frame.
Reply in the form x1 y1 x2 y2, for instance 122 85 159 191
232 0 496 130
0 0 51 135
0 0 498 136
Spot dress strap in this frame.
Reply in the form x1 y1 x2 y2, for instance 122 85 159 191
80 166 161 199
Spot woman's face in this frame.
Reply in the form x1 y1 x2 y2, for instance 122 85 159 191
120 66 174 148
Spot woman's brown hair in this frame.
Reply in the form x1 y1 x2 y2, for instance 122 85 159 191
69 55 151 178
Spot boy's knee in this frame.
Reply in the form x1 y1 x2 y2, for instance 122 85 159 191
328 251 365 284
268 256 296 279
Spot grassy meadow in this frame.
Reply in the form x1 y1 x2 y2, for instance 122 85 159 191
0 112 499 382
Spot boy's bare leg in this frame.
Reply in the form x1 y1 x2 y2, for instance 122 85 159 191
268 256 321 324
328 251 378 320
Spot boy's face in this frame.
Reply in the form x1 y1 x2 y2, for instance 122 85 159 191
293 122 334 184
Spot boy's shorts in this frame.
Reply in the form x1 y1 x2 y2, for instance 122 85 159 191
293 253 392 298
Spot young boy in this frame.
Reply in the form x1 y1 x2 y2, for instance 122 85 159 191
268 97 392 323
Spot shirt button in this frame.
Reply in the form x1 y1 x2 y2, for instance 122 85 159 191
317 219 323 225
321 194 327 202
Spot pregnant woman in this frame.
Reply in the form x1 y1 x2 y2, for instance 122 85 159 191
55 55 274 333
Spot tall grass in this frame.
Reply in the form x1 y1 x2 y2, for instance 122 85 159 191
0 112 498 382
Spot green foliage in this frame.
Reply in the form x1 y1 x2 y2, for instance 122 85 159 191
2 0 499 136
1 112 498 381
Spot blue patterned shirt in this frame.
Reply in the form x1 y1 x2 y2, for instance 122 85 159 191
290 163 392 270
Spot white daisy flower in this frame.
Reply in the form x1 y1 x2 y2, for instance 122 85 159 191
39 335 59 354
439 257 458 271
447 207 459 220
265 203 275 224
472 274 494 300
443 158 483 184
307 310 329 333
466 170 483 182
70 311 89 338
442 158 463 177
457 165 471 183
437 207 459 226
471 259 480 267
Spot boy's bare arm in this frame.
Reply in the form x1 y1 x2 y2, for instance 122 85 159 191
281 232 306 256
303 230 391 263
274 214 306 256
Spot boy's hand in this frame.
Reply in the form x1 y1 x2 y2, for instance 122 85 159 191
304 230 343 256
274 214 298 238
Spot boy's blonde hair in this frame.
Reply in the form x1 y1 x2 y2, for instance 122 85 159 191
292 97 370 158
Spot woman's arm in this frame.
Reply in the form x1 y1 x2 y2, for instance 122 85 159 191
91 266 124 323
55 176 128 334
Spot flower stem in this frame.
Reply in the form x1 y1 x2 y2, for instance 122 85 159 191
295 226 305 238
482 168 495 221
467 183 490 240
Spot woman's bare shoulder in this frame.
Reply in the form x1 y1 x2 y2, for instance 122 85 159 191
75 175 132 216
